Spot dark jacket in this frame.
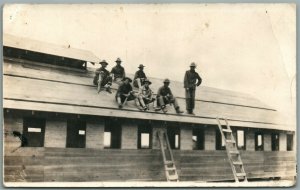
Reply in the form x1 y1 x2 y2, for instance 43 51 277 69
184 70 202 89
116 83 133 97
93 67 110 85
157 86 173 97
111 65 125 79
134 70 147 80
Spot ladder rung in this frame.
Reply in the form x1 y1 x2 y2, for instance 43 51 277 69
236 172 246 177
168 174 178 180
222 129 232 133
226 139 236 143
166 167 176 171
229 150 240 154
233 161 243 165
164 161 174 165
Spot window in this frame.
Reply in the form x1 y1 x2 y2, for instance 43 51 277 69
167 127 180 149
271 133 279 151
193 127 204 150
236 129 246 150
138 125 152 149
216 129 226 150
66 119 86 148
104 131 112 148
287 134 294 151
23 117 46 147
104 120 122 149
255 132 264 151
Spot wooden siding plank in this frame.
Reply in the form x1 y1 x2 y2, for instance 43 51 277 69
3 60 274 110
4 99 285 131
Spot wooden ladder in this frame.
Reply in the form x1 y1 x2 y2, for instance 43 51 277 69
216 117 248 182
157 130 179 182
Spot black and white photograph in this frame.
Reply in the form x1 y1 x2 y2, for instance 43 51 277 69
2 3 296 187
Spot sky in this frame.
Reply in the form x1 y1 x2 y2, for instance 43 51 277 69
3 4 296 126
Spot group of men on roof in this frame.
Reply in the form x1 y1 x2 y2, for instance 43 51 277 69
93 58 202 115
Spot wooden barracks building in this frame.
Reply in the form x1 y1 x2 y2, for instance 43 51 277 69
3 34 296 183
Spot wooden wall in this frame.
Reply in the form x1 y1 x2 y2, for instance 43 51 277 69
4 148 296 182
3 112 296 182
86 120 105 149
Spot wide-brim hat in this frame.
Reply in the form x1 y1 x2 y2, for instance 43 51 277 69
138 64 145 68
163 78 170 83
115 58 122 63
100 60 108 65
122 77 132 82
144 79 152 85
190 62 196 67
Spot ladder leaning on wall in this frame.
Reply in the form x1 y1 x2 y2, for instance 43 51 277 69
216 117 248 182
157 130 179 182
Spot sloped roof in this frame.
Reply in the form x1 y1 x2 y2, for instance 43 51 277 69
3 57 293 131
3 33 101 63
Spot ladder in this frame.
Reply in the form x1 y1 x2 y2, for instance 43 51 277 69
216 117 248 182
157 130 179 182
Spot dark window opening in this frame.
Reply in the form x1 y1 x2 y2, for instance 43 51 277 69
167 127 180 149
3 46 87 70
23 117 46 147
104 120 122 149
255 132 264 151
66 119 86 148
236 129 246 150
138 125 152 149
192 127 204 150
216 129 226 150
271 133 280 151
287 134 293 151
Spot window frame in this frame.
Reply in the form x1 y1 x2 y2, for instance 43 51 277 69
137 125 152 149
23 117 46 147
255 131 264 151
192 127 205 150
236 129 246 150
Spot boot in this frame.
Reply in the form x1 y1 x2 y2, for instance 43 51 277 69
106 86 112 94
161 105 168 113
176 107 184 114
187 110 195 115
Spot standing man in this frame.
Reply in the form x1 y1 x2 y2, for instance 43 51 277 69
133 64 147 88
156 79 183 114
116 77 136 109
93 60 112 93
111 58 126 84
184 62 202 115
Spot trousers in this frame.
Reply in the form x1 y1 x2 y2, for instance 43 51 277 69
185 88 196 111
93 74 112 87
158 96 179 109
116 94 136 104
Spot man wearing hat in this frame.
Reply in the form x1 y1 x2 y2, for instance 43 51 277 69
156 79 183 114
184 62 202 115
93 60 113 93
136 79 155 111
115 77 136 109
133 64 147 88
111 58 126 84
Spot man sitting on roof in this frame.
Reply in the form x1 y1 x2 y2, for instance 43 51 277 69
133 64 147 89
116 77 137 109
155 79 184 114
111 58 125 84
136 79 156 111
93 60 112 93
